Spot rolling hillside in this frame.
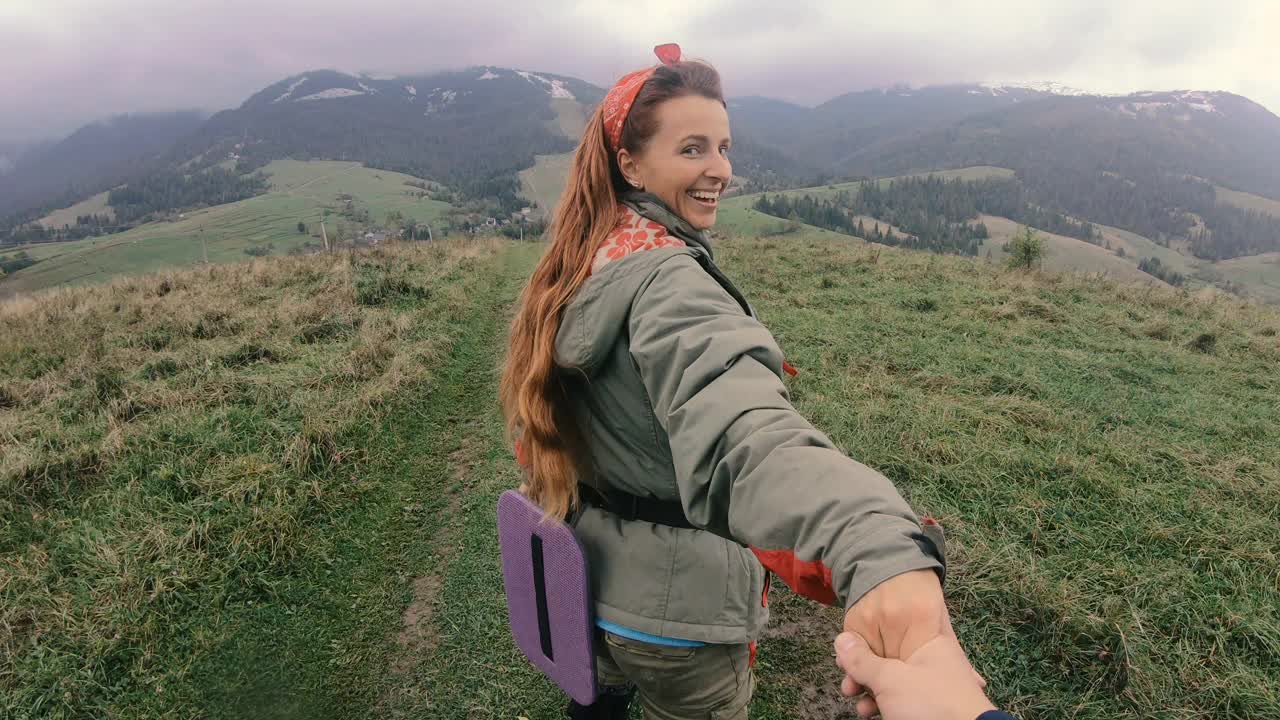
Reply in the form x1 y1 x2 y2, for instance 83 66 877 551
0 67 604 235
0 160 452 297
718 168 1280 302
4 68 1280 304
4 236 1277 719
37 191 115 229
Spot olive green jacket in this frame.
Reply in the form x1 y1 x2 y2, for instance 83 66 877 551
554 192 945 644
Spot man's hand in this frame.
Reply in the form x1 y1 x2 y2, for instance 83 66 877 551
834 631 995 720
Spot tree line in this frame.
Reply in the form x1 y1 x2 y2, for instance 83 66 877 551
753 189 990 256
752 176 1101 256
1017 167 1280 260
108 167 267 224
1137 256 1186 286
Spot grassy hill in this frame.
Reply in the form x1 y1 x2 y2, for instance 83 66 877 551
517 152 573 219
1215 185 1280 218
37 191 114 228
718 166 1159 282
1 239 512 718
1206 252 1280 305
721 167 1280 305
978 214 1157 283
0 160 453 298
3 235 1277 719
14 161 1280 307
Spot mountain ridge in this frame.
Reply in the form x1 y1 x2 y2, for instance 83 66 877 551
4 69 1278 280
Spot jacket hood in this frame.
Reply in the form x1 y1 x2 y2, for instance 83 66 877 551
553 192 712 375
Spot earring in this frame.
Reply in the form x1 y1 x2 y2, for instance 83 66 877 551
629 178 642 188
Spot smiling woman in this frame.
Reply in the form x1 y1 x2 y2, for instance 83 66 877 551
615 95 733 229
498 45 966 720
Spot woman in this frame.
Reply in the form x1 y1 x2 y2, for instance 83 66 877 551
500 45 967 719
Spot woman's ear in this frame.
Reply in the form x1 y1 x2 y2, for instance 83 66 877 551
616 149 644 190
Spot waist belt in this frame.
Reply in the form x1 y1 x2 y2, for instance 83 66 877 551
577 483 694 530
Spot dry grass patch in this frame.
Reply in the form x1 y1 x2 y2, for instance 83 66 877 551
0 239 501 717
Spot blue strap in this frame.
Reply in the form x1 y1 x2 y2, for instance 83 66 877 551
596 619 707 648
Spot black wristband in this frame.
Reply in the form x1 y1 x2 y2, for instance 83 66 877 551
977 711 1018 720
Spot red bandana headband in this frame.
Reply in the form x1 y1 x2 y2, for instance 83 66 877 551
603 43 682 153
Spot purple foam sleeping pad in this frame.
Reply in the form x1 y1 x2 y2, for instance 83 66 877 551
497 490 598 705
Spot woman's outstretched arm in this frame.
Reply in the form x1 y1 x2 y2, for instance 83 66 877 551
628 254 949 660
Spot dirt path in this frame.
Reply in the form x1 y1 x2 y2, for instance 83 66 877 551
369 242 542 716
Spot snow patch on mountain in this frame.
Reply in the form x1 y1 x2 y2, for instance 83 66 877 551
1177 91 1219 113
357 81 377 94
980 81 1097 96
296 88 365 101
1114 91 1223 118
516 71 576 100
405 85 417 95
423 88 458 114
479 69 500 80
273 76 309 103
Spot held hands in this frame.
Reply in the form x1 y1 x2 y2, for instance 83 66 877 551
842 569 951 661
834 631 995 720
839 569 988 719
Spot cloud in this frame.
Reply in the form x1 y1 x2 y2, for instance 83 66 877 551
1 0 1276 143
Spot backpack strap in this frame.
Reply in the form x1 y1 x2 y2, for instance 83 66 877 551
578 483 695 530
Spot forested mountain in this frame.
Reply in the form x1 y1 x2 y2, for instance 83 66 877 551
728 85 1280 259
729 86 1280 197
5 68 1279 266
731 84 1047 182
0 112 208 219
0 141 35 177
175 67 604 200
1 67 604 240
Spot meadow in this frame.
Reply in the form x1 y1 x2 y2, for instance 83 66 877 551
518 152 574 220
0 161 452 297
3 232 1277 719
1215 185 1280 218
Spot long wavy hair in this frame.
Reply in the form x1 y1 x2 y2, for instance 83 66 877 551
499 60 725 518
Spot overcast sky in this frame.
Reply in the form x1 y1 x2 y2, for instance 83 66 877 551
2 0 1276 143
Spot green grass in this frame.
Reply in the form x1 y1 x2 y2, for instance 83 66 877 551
1215 185 1280 218
549 98 589 140
713 203 856 245
726 166 1015 207
518 152 573 220
718 237 1280 718
1095 223 1201 277
386 234 1280 719
4 232 1279 719
978 215 1156 283
0 160 454 298
1091 222 1280 304
37 192 114 228
1204 253 1280 305
1 239 506 718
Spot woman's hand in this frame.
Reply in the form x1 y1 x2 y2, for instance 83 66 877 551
840 570 985 717
842 569 949 660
